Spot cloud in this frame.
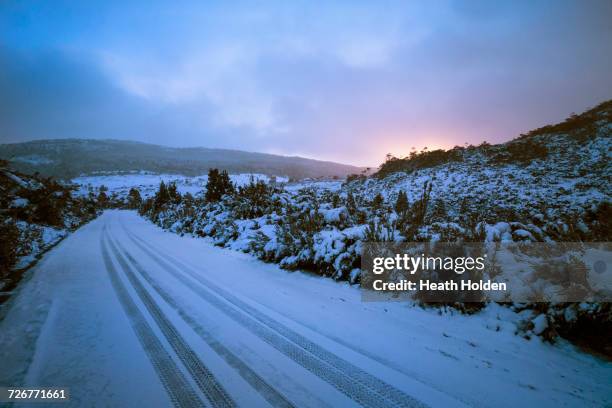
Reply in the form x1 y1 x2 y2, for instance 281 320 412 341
1 1 611 166
0 47 217 146
0 47 135 141
96 2 415 136
101 45 281 134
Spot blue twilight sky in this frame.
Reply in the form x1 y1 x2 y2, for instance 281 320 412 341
1 1 611 166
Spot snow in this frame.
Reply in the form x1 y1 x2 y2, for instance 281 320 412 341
10 198 29 208
284 180 343 192
531 314 548 335
0 210 610 407
71 172 290 199
320 206 348 223
11 155 55 165
11 223 68 270
355 132 611 231
1 169 43 190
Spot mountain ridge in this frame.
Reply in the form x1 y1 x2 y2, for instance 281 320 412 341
0 138 365 180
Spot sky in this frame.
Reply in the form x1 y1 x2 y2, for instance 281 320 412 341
1 1 611 167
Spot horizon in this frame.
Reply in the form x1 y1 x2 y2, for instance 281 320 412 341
1 1 612 167
0 95 608 170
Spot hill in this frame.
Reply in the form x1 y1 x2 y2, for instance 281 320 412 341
0 139 364 180
359 99 611 237
375 99 611 178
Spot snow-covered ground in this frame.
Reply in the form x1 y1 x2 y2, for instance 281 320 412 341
72 172 291 199
0 210 609 407
284 179 343 192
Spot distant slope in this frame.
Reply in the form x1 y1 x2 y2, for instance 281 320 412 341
375 99 612 178
353 99 611 242
0 139 364 180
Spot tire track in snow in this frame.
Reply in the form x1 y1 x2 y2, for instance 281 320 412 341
100 229 204 408
109 230 296 408
104 232 235 408
257 304 478 408
124 227 428 408
124 231 382 408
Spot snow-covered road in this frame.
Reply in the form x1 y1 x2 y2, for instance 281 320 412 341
0 211 610 407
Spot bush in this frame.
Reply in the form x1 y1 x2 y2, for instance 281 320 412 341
492 139 548 164
0 222 19 277
345 173 366 183
233 179 277 219
128 188 142 209
376 148 463 178
584 202 612 241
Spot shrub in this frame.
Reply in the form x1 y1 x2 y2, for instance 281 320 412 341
493 139 549 164
345 173 366 183
584 202 612 241
376 148 463 178
394 190 409 216
128 188 142 209
0 221 19 277
233 179 276 219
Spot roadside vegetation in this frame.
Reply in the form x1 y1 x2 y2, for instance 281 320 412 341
0 160 100 297
133 101 611 355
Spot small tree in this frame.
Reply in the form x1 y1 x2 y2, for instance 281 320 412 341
331 193 341 208
205 169 234 202
205 169 220 202
167 182 182 204
394 190 409 216
97 190 108 208
155 181 170 207
346 192 357 214
411 180 432 226
128 188 142 209
371 193 384 211
220 170 234 195
183 192 194 206
431 198 447 221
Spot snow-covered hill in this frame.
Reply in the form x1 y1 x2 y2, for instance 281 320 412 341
357 100 611 243
0 138 364 180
